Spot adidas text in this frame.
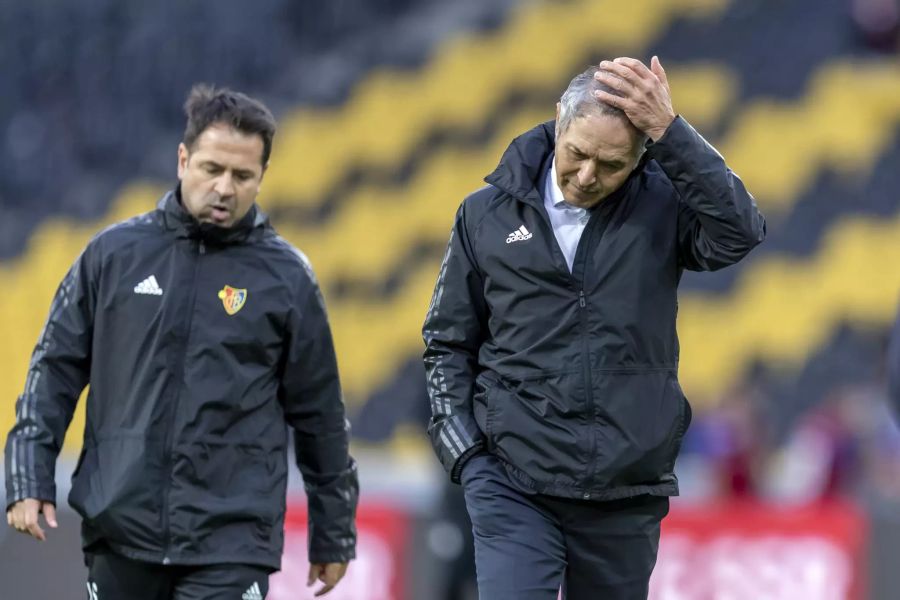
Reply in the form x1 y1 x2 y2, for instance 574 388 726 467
506 225 533 244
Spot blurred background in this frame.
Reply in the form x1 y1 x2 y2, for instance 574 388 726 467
1 0 899 598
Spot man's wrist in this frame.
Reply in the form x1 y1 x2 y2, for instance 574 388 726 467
645 121 673 142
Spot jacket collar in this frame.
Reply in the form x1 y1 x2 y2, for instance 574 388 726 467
159 185 268 245
485 121 555 211
485 119 648 212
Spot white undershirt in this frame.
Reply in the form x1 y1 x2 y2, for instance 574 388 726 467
543 156 591 273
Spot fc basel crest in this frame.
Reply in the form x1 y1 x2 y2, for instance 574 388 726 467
217 285 247 315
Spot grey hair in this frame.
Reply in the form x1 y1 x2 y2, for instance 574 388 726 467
557 65 631 137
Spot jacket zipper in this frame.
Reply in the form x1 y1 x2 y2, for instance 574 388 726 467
160 238 204 563
570 207 615 501
533 195 615 498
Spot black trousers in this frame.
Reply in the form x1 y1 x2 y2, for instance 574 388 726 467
85 547 271 600
461 453 669 600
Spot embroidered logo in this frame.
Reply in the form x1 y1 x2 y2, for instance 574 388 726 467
506 225 533 244
217 285 248 315
134 275 163 296
242 582 263 600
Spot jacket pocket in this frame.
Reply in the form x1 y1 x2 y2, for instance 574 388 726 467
171 441 284 524
67 435 166 551
68 443 99 519
168 441 286 554
174 441 280 501
487 371 587 486
591 369 689 487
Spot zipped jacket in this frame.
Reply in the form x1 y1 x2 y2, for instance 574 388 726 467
424 117 765 500
5 190 358 569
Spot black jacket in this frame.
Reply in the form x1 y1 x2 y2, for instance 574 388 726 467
424 117 765 500
5 190 358 569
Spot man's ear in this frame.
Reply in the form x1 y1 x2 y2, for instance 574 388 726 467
177 143 189 180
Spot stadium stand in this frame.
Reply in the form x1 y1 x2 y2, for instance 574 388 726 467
0 0 521 259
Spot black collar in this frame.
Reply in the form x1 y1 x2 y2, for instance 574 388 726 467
159 186 267 246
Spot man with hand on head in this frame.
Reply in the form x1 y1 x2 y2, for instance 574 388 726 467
423 56 765 599
5 84 357 599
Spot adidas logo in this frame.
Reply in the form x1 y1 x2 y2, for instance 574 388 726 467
86 581 99 600
242 582 263 600
506 225 533 244
134 275 163 296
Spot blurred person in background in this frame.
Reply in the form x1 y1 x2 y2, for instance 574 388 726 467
763 388 864 504
4 85 358 600
423 56 765 600
849 0 900 53
677 382 771 500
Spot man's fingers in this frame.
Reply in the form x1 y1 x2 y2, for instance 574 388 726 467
323 565 344 585
593 70 629 95
24 512 46 541
308 563 347 596
650 55 669 89
307 564 321 586
613 57 654 80
596 61 632 84
593 89 628 109
42 503 58 528
597 60 643 86
28 523 46 541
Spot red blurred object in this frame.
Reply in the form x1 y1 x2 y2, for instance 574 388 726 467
651 500 868 600
270 500 410 600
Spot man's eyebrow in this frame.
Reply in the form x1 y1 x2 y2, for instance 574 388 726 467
601 159 626 168
198 160 256 176
567 144 625 167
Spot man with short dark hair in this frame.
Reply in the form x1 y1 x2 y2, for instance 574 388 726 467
5 84 358 599
423 57 765 599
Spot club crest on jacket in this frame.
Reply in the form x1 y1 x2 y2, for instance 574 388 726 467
217 285 247 315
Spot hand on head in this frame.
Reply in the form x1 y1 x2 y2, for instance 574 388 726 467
593 56 676 142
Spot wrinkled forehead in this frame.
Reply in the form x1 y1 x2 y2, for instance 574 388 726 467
562 113 642 160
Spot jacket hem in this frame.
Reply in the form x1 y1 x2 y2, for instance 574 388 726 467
501 460 680 501
92 540 281 572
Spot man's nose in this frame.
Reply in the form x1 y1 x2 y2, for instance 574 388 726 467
577 163 596 187
214 173 235 197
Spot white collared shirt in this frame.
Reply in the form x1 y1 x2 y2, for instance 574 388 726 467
543 157 590 272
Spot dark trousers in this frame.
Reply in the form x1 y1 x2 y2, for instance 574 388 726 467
85 546 271 600
461 454 669 600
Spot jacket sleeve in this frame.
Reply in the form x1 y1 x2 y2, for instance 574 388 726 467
279 263 358 564
888 305 900 417
423 200 490 483
647 116 767 271
5 243 98 509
